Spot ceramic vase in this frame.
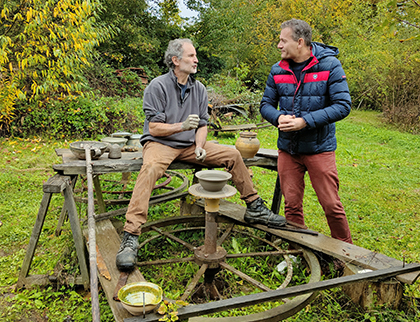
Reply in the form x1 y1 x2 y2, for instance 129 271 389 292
235 131 260 159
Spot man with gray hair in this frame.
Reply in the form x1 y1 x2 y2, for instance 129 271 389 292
116 38 286 271
260 19 353 244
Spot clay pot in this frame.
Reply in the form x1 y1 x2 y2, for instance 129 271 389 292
235 131 260 159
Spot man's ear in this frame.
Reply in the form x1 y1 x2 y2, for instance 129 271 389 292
297 37 305 48
172 56 180 67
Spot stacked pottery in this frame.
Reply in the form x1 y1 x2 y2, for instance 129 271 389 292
235 131 260 159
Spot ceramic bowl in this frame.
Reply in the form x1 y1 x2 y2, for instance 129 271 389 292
101 137 128 147
126 134 142 147
118 282 163 316
69 141 108 160
195 170 232 192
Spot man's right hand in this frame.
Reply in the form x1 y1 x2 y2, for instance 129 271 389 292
181 114 200 131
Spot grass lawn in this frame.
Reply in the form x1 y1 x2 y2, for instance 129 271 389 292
0 109 419 321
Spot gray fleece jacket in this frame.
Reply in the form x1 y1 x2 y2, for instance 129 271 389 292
140 70 209 148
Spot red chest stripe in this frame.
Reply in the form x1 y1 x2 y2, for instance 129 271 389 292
274 74 295 84
304 71 330 83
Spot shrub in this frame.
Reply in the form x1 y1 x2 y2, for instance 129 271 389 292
9 96 144 138
382 60 420 134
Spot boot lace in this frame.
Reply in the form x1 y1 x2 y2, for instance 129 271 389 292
120 233 138 252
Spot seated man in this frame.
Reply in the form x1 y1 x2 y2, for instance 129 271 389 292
116 38 286 271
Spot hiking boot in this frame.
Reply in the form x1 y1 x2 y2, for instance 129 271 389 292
116 231 139 271
244 197 287 228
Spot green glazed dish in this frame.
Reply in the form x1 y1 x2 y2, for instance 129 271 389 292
118 282 163 315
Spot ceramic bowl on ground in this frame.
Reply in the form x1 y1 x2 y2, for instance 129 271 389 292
101 137 128 147
118 282 163 316
69 141 108 160
195 170 232 192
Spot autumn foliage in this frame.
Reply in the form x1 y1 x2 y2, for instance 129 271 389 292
1 0 419 136
0 0 113 132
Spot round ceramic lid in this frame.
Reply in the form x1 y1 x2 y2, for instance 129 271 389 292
129 134 142 139
111 131 132 138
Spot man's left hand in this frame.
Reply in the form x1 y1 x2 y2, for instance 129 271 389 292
278 116 306 132
195 147 206 162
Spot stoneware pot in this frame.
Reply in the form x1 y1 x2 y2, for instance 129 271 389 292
235 131 260 159
101 136 128 147
126 134 142 147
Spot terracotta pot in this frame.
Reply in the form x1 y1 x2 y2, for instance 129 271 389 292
235 131 260 159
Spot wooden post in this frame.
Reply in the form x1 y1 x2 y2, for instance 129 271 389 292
85 145 101 322
342 264 403 309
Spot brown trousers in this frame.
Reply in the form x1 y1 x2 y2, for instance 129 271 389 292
277 150 353 244
124 141 259 235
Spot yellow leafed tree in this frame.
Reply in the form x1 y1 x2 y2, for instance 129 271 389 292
0 0 113 130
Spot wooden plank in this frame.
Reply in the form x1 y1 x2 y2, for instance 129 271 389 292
195 199 420 285
255 148 278 159
215 124 257 132
43 174 72 193
86 219 146 322
53 148 279 175
125 263 420 322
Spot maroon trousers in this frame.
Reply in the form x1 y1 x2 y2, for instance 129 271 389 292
277 150 353 244
124 141 259 235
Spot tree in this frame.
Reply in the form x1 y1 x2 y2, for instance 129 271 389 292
0 0 113 131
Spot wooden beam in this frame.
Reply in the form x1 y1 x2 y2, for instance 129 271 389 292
125 264 420 322
195 199 420 285
85 219 146 322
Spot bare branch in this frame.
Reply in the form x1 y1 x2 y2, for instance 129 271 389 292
396 17 420 29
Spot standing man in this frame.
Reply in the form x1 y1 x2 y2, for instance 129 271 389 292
260 19 353 243
116 38 286 271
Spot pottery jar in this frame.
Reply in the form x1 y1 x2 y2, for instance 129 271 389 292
235 131 260 159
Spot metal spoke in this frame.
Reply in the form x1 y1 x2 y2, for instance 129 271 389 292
217 223 235 246
181 264 208 301
151 226 196 251
226 249 302 259
219 261 272 292
137 257 195 267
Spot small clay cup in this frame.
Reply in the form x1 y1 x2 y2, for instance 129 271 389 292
108 144 122 159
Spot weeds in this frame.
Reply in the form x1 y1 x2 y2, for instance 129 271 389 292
0 110 419 321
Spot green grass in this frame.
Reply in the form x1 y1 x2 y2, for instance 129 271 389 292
0 109 419 321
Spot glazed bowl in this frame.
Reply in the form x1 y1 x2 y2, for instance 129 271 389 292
195 170 232 192
69 141 108 160
118 282 163 315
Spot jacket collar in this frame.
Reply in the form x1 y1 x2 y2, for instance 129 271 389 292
169 69 196 88
279 51 319 73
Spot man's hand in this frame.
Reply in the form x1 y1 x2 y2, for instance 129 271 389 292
195 147 206 162
181 114 200 131
278 114 306 132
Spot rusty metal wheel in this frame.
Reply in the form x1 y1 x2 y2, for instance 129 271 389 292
74 170 189 206
136 215 321 321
